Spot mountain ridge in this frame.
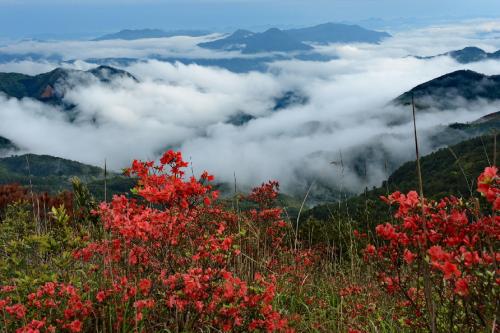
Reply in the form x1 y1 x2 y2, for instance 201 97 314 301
285 22 390 44
419 46 500 64
0 153 135 199
0 65 137 104
199 22 391 53
394 69 500 108
199 28 314 53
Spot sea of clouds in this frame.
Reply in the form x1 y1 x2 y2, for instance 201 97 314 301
0 20 500 198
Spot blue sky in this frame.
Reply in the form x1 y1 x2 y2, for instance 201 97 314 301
0 0 499 38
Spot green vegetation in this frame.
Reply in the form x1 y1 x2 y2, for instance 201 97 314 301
0 154 135 200
0 68 68 101
386 135 498 197
0 148 497 332
301 135 499 235
2 132 497 220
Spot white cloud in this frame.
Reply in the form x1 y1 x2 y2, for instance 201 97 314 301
0 35 223 59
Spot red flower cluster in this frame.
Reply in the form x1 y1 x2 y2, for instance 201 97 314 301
478 166 500 209
364 166 500 330
0 282 89 332
0 183 74 221
73 150 292 332
1 150 297 332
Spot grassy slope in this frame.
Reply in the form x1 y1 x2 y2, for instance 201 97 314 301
0 154 135 199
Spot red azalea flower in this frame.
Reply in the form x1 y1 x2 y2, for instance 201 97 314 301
67 320 82 333
441 262 461 280
139 279 152 296
454 278 469 296
96 291 106 303
403 249 416 264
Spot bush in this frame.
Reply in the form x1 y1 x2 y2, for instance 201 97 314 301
364 167 499 332
0 151 299 332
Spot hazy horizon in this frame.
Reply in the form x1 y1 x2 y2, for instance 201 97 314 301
1 0 500 39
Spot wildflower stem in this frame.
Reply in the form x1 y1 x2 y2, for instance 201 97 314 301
295 181 314 251
412 94 436 333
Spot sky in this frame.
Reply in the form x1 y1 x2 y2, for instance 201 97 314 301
1 0 500 39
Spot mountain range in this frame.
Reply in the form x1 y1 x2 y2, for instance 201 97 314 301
1 66 498 204
0 23 390 73
199 28 314 53
199 23 390 53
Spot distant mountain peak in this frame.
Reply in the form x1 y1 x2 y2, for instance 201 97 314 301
199 27 312 54
456 46 484 52
433 69 485 79
264 27 283 33
231 29 254 37
420 46 500 64
88 65 138 82
447 47 490 63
